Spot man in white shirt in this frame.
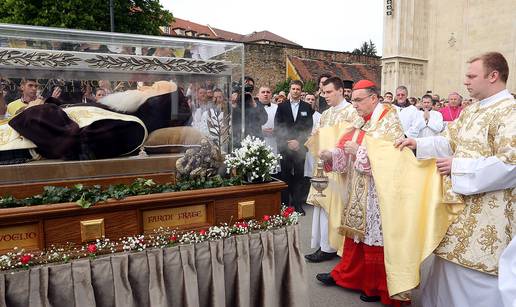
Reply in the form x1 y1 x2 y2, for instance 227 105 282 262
396 51 515 307
414 94 445 137
259 86 278 153
394 85 420 137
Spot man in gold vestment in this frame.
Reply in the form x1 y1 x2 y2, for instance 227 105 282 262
397 52 515 307
304 77 357 262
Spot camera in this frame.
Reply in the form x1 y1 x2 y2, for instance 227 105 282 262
231 76 255 94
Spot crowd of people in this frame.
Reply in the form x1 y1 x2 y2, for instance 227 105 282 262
186 51 514 307
0 50 514 307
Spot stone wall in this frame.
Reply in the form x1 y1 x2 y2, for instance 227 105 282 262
244 43 381 93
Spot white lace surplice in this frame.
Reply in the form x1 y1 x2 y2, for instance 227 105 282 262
330 146 383 246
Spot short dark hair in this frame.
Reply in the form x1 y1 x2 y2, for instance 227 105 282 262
384 91 393 96
468 52 509 83
422 94 433 101
322 76 344 91
244 76 255 84
213 88 223 94
290 80 303 88
317 73 332 85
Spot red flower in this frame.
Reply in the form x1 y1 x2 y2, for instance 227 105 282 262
170 235 178 242
199 229 207 236
87 243 97 254
236 221 248 228
283 207 295 217
263 215 270 222
20 254 32 265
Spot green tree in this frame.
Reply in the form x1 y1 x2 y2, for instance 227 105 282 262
352 39 377 56
302 80 317 94
274 77 292 94
0 0 173 36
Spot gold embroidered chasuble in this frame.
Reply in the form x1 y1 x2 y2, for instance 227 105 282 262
338 104 405 239
305 102 357 252
434 97 515 275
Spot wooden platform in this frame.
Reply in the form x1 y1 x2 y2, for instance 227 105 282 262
0 179 286 253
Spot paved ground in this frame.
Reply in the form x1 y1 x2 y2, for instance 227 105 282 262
298 204 386 307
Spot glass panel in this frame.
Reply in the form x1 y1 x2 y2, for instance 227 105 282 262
0 24 244 184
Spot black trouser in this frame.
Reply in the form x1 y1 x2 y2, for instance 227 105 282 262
279 150 306 211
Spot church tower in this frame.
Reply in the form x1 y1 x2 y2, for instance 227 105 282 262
381 0 429 97
382 0 515 98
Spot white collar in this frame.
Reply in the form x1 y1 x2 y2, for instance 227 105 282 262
290 100 300 105
334 99 350 111
478 89 512 107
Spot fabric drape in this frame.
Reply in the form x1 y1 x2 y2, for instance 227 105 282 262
0 225 308 307
364 137 464 299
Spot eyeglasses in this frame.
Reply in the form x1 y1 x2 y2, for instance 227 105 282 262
351 94 373 103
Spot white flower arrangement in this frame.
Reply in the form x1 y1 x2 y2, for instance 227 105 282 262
224 135 281 182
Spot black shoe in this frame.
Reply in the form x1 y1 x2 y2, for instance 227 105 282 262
316 273 336 286
296 208 306 216
305 249 337 263
304 248 321 261
359 293 381 302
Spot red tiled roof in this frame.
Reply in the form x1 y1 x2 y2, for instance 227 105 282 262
169 18 216 37
288 55 381 87
165 18 300 46
210 27 244 42
242 31 301 47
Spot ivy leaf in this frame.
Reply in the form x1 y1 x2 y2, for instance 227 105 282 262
76 194 92 209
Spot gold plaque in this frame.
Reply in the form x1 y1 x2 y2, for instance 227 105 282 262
238 200 255 219
80 219 105 242
143 204 207 232
0 223 40 252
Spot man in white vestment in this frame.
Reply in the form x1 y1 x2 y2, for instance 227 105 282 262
414 94 445 137
499 237 516 307
394 85 420 138
305 77 357 263
396 51 515 307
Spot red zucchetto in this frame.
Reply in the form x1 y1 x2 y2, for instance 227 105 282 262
352 80 377 90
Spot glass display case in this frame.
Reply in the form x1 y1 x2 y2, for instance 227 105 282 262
0 24 285 253
0 23 245 186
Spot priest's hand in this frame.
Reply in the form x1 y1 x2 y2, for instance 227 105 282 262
436 157 452 175
344 141 358 155
394 137 416 150
287 139 300 151
319 149 332 162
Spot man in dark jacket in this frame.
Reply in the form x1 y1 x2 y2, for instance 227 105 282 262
274 80 313 215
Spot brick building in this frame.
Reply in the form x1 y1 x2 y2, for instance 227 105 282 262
162 18 381 92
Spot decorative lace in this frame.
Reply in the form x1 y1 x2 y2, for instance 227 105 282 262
354 146 371 174
330 147 349 173
351 146 383 246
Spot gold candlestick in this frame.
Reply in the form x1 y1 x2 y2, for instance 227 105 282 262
310 160 329 197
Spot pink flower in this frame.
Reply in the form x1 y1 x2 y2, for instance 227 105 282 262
87 243 97 254
20 254 32 265
199 229 207 236
263 215 270 222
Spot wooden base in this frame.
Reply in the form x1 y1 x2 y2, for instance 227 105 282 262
0 179 286 253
